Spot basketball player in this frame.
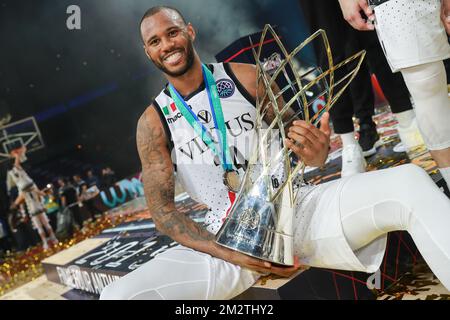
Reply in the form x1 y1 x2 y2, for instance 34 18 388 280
7 148 57 250
100 6 450 299
338 0 450 188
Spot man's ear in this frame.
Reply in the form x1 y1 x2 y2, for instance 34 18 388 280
186 23 196 41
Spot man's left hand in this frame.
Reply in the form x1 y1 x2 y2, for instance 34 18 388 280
285 112 331 168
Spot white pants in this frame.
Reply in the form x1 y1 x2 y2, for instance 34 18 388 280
100 164 450 299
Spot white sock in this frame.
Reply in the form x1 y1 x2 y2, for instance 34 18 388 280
394 109 415 128
439 167 450 188
340 132 357 148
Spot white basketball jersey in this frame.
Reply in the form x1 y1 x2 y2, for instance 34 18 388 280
154 63 258 234
7 166 34 191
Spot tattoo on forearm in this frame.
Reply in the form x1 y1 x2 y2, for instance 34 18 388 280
136 110 214 245
155 207 215 242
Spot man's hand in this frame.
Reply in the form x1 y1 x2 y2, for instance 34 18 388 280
338 0 375 31
212 242 308 277
441 0 450 35
285 112 331 168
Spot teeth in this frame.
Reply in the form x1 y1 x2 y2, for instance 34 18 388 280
165 52 182 63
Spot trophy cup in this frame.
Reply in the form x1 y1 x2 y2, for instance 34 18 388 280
215 25 366 266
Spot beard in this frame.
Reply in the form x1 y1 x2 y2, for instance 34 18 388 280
152 39 195 77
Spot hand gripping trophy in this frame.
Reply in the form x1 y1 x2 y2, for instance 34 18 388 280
215 25 366 266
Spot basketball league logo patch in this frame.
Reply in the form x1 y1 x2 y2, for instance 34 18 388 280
216 79 235 98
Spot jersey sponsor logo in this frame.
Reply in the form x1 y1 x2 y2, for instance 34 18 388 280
162 102 182 124
167 113 182 124
197 110 212 124
216 79 235 98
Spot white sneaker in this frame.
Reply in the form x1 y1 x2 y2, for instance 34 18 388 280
396 118 425 152
341 144 367 177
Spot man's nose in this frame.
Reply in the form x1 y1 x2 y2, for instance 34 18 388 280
160 37 176 53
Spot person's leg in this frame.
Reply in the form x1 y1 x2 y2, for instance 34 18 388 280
341 20 380 158
71 205 84 229
100 245 259 300
30 216 49 250
298 0 356 136
360 31 412 114
360 31 425 151
400 61 450 186
38 213 57 242
298 0 366 176
372 0 450 184
339 164 450 290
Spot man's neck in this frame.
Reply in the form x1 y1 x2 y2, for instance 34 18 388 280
166 57 204 97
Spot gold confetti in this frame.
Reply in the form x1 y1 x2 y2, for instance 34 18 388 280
0 212 133 296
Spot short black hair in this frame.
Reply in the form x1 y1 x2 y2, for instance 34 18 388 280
140 5 187 29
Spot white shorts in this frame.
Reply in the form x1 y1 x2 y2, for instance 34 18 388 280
374 0 450 72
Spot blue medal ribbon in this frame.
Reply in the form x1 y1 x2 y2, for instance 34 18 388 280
168 64 234 172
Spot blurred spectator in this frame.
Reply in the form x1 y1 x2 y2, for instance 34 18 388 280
0 216 12 256
80 186 102 218
73 174 87 196
57 177 83 229
42 185 60 231
101 167 116 189
7 204 37 252
85 169 100 188
73 174 95 221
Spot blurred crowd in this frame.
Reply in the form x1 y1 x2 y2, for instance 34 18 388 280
0 165 118 259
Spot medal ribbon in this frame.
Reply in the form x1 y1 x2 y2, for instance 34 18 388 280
168 64 234 172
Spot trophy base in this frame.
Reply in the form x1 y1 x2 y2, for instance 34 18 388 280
216 229 294 266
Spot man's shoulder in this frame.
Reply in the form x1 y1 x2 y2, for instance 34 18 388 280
136 102 169 146
137 103 160 128
227 62 256 76
226 62 257 101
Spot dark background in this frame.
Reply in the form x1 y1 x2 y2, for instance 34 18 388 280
0 0 313 214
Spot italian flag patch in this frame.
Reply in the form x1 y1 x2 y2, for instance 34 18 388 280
162 102 177 116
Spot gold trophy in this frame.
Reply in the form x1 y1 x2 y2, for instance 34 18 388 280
215 25 366 266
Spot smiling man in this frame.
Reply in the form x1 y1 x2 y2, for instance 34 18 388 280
99 6 450 300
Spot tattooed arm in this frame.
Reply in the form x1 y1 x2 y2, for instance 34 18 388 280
136 106 215 253
136 105 300 276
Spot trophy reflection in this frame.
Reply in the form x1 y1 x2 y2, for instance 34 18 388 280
215 25 366 266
